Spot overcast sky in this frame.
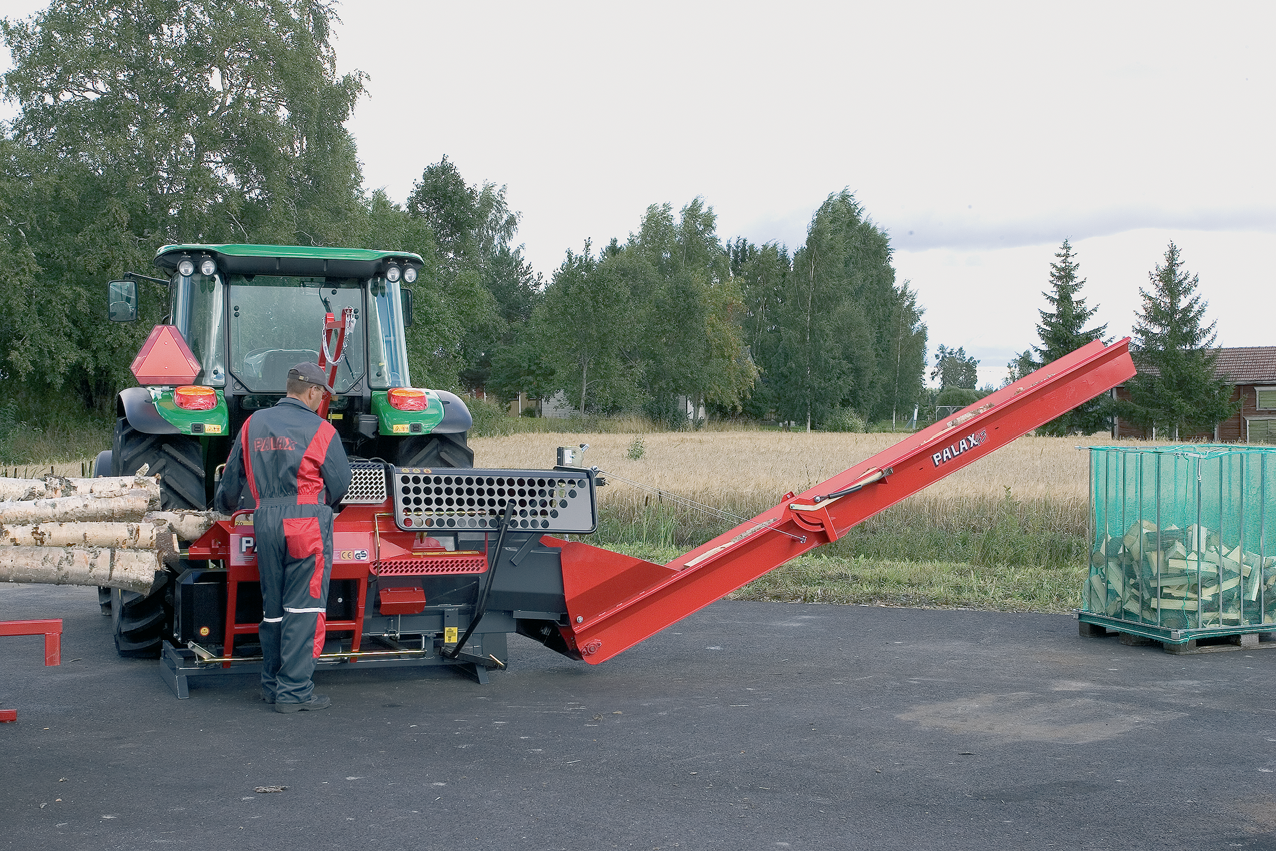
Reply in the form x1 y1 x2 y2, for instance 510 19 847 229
6 1 1274 387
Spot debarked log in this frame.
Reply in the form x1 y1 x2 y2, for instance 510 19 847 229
0 546 166 593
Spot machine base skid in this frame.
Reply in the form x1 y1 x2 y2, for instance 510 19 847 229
159 639 503 699
1077 613 1276 654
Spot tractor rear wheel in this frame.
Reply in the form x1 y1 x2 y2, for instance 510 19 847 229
111 418 206 509
396 432 474 469
110 585 171 658
108 419 205 655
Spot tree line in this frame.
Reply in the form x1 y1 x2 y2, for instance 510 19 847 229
0 1 1233 437
0 1 927 431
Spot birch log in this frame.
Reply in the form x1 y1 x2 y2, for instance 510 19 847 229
0 521 162 548
0 547 162 593
145 510 225 542
0 492 154 524
0 475 161 504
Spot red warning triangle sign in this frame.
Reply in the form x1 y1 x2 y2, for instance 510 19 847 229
130 325 202 385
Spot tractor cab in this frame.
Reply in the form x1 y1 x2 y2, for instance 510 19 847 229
106 244 473 512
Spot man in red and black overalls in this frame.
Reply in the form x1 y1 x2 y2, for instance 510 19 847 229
215 362 351 712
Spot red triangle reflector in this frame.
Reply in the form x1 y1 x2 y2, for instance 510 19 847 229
131 325 201 385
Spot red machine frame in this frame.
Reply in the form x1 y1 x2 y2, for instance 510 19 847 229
179 338 1134 679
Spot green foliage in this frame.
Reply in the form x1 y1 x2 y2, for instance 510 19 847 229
1004 349 1037 386
1030 240 1110 435
767 191 914 430
935 387 982 411
626 435 646 460
1 3 929 428
930 345 979 389
465 397 522 437
821 407 866 432
404 156 537 394
0 0 366 408
536 243 643 415
1122 242 1238 438
0 392 113 465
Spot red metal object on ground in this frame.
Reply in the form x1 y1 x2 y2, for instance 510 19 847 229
0 618 63 722
550 338 1137 666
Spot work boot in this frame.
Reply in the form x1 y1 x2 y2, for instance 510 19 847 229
274 693 331 713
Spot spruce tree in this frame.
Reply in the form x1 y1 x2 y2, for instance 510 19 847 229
1124 242 1236 439
1032 240 1109 435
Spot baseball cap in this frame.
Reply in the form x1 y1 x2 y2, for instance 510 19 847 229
289 362 333 394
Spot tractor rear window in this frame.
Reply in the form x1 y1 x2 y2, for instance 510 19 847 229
227 276 366 394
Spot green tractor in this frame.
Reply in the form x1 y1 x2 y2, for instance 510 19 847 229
98 243 474 655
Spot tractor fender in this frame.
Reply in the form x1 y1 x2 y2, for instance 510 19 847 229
117 386 179 435
433 390 474 434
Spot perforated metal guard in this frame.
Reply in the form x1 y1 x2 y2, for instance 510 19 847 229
343 461 388 505
393 467 597 533
374 553 489 576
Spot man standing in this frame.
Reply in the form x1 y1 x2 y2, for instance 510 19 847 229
215 362 351 712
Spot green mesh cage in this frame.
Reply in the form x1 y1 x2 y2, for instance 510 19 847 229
1083 445 1276 641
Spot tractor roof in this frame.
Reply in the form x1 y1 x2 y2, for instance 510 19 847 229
154 244 424 278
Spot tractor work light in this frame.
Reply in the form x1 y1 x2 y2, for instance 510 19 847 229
177 257 196 277
403 266 418 283
199 257 217 276
385 264 401 283
174 385 218 411
387 387 429 412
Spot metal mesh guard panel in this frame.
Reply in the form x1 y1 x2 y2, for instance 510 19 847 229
343 461 388 505
393 467 597 533
374 553 488 576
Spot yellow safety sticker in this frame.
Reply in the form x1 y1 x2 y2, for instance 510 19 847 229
392 423 409 434
204 423 222 434
444 627 458 644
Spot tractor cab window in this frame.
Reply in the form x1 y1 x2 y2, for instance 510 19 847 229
367 277 412 389
227 275 366 394
171 273 227 386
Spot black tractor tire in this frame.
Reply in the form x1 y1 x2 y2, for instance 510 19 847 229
107 419 205 654
111 418 206 510
92 450 114 613
110 585 171 658
396 432 474 469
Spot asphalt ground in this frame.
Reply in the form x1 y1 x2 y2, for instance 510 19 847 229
3 582 1276 851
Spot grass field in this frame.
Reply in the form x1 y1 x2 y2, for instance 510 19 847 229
472 431 1171 613
0 419 1168 615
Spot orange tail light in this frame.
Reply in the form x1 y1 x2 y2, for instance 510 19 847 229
387 388 429 412
175 386 218 411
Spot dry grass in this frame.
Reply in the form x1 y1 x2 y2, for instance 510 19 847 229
471 430 1169 534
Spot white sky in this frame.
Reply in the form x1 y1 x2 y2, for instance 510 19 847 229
6 1 1275 388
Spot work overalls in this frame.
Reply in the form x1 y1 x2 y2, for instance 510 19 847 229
215 397 351 705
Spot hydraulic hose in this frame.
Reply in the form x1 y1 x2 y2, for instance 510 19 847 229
446 500 514 659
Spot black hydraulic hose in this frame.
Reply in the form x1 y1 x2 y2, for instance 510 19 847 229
446 500 514 659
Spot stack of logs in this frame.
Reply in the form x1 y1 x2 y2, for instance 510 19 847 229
1087 519 1276 629
0 474 223 594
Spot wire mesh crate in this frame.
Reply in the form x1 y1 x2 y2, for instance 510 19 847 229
1080 445 1276 643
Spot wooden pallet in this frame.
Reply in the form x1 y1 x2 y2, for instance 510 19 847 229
1079 619 1276 654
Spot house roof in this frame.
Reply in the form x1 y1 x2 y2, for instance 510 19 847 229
1126 346 1276 384
1212 347 1276 384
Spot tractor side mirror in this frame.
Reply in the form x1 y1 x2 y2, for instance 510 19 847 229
107 279 138 322
401 286 414 328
